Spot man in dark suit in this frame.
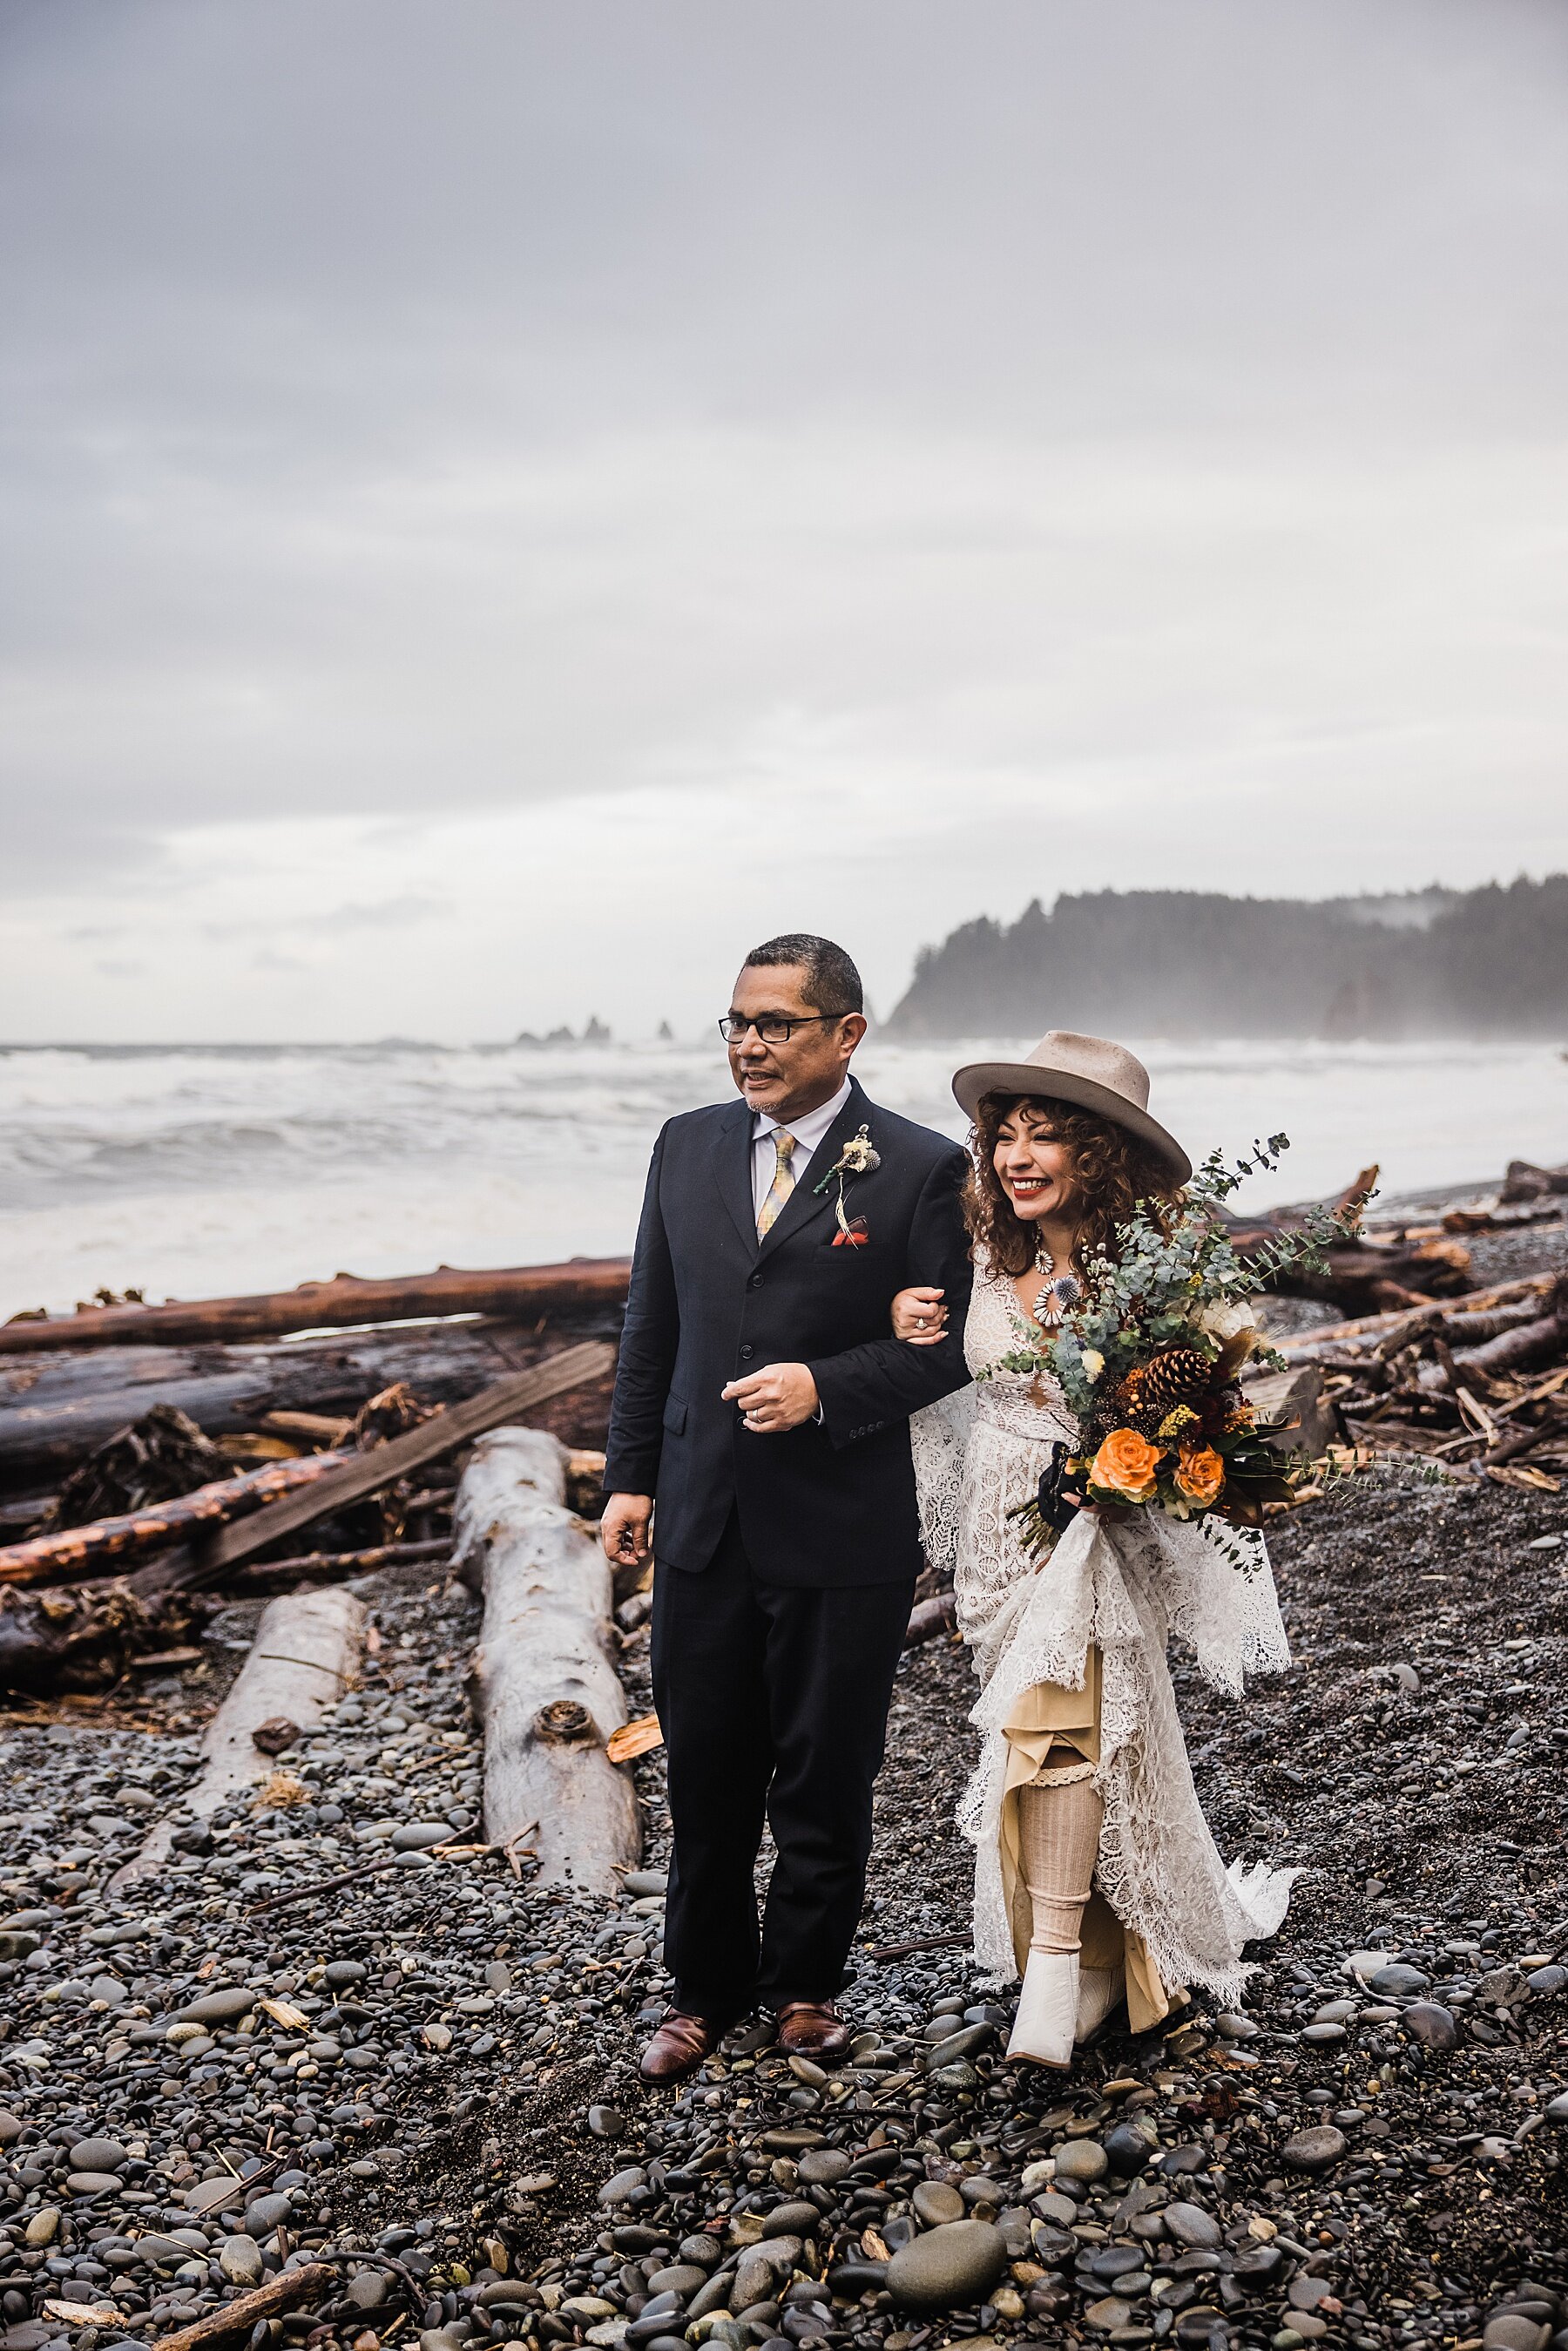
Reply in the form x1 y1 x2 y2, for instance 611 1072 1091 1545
601 932 973 2083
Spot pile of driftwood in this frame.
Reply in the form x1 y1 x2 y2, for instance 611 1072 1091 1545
0 1260 627 1697
1280 1273 1568 1492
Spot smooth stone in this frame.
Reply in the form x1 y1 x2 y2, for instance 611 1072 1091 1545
827 2264 889 2298
1300 2024 1346 2045
1281 2126 1347 2174
68 2140 129 2172
1288 2279 1335 2312
1482 2321 1549 2351
647 2268 706 2300
1545 2092 1568 2127
391 1822 450 1852
598 2168 648 2207
1402 2002 1458 2050
912 2182 966 2227
1367 1964 1429 1996
175 1987 259 2024
1104 2122 1158 2175
184 2178 244 2214
0 2110 24 2145
325 1959 367 1987
219 2237 264 2287
1052 2139 1109 2184
1085 2300 1129 2334
64 2172 123 2197
1213 2013 1259 2041
1162 2205 1221 2251
244 2192 293 2233
24 2210 60 2246
588 2106 625 2139
680 2237 724 2266
924 2026 994 2069
928 2061 981 2095
1526 1966 1566 1996
762 2205 817 2239
1233 2247 1285 2287
885 2220 1007 2314
349 2274 391 2309
622 1870 669 1898
795 2151 850 2185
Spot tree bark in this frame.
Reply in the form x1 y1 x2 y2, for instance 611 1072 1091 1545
456 1426 639 1895
0 1257 632 1353
113 1586 364 1885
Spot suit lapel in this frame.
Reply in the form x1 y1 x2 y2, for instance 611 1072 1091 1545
713 1099 760 1257
757 1079 869 1260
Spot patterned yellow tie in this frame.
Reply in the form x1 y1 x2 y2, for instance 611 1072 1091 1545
756 1129 798 1238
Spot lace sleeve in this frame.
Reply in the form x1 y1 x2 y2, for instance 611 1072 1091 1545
910 1384 976 1578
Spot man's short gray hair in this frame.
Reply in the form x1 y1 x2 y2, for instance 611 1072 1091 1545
743 933 863 1019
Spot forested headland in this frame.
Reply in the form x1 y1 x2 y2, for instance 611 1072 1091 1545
883 874 1568 1040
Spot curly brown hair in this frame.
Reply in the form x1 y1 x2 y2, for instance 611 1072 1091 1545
961 1092 1184 1277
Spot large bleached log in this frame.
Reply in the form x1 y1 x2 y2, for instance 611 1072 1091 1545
456 1426 639 1894
114 1585 364 1885
0 1257 632 1354
0 1315 622 1493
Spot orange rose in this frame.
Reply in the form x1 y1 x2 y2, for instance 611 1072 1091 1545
1175 1444 1226 1507
1089 1427 1164 1505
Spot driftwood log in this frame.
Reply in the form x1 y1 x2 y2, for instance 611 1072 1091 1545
1223 1163 1474 1312
0 1313 622 1493
0 1450 353 1587
456 1426 639 1894
0 1257 632 1353
114 1585 364 1886
0 1344 612 1592
1274 1276 1559 1365
1240 1364 1342 1460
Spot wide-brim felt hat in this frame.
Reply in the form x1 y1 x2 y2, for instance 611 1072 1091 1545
951 1030 1193 1184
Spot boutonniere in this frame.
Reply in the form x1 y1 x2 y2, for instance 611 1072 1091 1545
813 1122 881 1243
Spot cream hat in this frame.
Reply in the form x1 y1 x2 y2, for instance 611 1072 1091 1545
951 1031 1192 1183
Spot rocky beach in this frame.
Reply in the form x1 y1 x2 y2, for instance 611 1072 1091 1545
3 1371 1566 2351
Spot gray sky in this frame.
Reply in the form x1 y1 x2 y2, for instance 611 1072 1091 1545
2 0 1566 1040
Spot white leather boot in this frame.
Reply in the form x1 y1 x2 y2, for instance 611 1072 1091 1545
1075 1961 1125 2044
1006 1949 1078 2069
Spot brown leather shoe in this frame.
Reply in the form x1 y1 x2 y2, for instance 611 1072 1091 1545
775 2000 851 2063
639 2008 721 2084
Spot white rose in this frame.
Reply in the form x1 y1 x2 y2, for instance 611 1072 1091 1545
1080 1347 1105 1381
1195 1297 1257 1343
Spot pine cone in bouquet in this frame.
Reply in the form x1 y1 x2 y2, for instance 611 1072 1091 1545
1117 1346 1213 1437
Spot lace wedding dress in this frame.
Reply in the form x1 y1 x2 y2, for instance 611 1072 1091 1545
911 1256 1298 2009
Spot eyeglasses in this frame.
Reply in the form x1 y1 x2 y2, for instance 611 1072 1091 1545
719 1013 838 1045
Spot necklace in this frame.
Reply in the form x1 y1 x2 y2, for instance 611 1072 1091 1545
1031 1243 1082 1326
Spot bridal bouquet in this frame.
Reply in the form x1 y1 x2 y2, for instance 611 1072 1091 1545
981 1136 1360 1558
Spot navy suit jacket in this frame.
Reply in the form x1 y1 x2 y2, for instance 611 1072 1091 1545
602 1075 974 1585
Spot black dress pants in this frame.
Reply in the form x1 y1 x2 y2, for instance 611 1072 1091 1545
649 1509 916 2021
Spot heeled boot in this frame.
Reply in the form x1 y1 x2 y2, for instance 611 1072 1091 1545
1007 1948 1079 2069
1074 1961 1125 2043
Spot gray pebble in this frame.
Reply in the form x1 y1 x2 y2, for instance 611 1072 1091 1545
1052 2138 1109 2183
912 2181 965 2226
1402 2002 1458 2050
885 2219 1007 2313
1162 2203 1221 2249
1282 2125 1348 2173
219 2236 264 2287
390 1821 451 1852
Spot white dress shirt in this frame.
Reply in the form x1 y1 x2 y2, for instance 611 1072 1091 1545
750 1076 854 1223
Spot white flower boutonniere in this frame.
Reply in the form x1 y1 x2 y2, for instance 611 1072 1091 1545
813 1122 882 1244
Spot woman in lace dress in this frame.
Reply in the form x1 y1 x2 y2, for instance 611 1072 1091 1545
893 1033 1296 2070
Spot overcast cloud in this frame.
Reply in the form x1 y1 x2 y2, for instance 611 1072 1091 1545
2 0 1566 1039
